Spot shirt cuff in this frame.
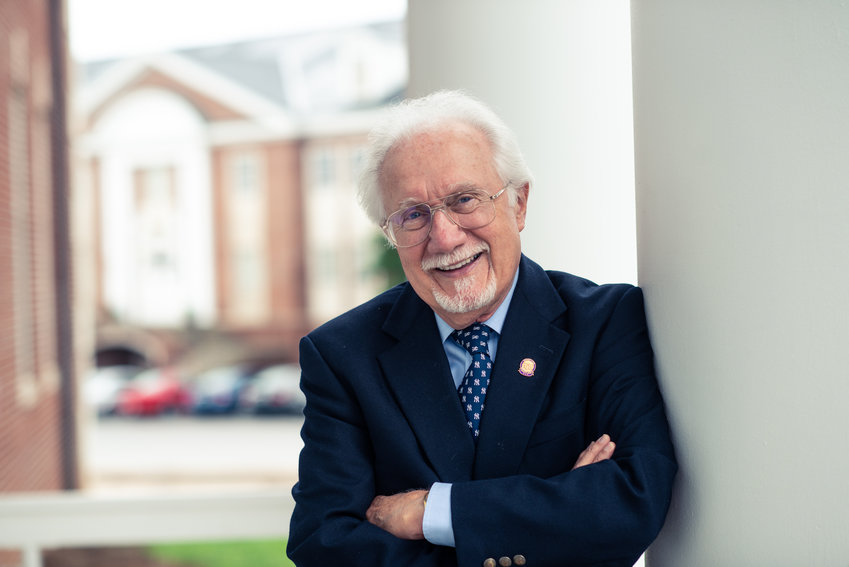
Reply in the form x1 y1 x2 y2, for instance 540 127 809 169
422 482 455 547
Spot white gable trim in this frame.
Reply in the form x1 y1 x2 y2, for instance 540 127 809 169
78 52 293 127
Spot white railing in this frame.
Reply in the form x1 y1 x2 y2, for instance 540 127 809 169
0 489 295 567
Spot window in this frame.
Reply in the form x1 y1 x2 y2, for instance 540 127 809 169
134 167 177 273
232 152 261 196
314 147 336 187
226 150 269 324
9 28 37 405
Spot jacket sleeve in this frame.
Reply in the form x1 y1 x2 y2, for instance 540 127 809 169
286 335 456 567
450 286 677 567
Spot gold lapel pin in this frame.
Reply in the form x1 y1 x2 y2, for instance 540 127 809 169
518 358 536 377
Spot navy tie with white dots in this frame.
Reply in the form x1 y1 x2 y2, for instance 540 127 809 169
452 323 494 443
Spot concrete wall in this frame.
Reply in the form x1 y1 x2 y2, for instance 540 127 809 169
408 0 637 285
631 1 849 564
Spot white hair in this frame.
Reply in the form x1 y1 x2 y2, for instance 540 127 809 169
357 90 534 226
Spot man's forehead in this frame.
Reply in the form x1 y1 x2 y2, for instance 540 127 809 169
378 128 498 203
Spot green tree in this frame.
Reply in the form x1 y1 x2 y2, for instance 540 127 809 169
372 232 406 289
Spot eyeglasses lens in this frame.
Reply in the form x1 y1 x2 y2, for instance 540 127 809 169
388 192 497 248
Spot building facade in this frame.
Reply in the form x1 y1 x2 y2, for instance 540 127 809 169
0 0 80 504
73 22 407 370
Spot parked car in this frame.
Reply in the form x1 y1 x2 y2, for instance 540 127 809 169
83 364 142 416
185 364 256 415
115 367 190 416
238 363 305 415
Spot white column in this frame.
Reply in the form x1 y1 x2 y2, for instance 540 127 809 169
632 1 849 564
408 0 637 284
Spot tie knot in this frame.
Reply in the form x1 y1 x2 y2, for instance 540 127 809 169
452 323 493 358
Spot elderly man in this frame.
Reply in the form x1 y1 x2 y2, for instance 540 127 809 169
287 91 676 567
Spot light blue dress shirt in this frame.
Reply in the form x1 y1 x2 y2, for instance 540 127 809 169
421 270 519 547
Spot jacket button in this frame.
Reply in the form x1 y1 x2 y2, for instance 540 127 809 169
483 559 496 567
498 557 512 567
513 555 527 566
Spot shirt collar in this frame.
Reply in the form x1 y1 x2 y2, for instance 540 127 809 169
434 267 520 341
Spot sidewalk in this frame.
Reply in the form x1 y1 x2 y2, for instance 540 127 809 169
81 416 303 493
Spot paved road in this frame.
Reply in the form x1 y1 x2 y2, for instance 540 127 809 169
81 415 304 493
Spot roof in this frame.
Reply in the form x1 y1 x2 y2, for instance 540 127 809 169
76 20 408 122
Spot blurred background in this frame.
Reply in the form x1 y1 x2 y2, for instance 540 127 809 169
68 0 410 497
3 0 409 490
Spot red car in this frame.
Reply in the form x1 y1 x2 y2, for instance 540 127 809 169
116 367 190 416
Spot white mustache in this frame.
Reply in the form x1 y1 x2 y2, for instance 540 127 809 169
421 243 490 272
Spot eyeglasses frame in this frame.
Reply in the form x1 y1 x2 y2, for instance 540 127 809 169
381 182 512 248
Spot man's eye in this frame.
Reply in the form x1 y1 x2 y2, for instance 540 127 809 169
450 192 481 211
400 206 430 226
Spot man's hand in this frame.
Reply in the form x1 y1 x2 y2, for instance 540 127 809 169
366 489 428 540
364 436 613 540
572 434 616 470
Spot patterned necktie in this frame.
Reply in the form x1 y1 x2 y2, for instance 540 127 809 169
452 323 494 443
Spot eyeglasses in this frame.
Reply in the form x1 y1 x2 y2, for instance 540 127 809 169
382 183 511 248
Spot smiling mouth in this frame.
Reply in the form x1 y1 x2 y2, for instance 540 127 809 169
435 252 482 272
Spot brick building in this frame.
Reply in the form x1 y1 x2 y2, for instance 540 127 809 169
0 0 80 500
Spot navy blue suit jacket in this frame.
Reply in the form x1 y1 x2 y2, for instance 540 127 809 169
288 256 676 567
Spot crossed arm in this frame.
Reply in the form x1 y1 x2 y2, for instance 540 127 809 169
365 434 617 540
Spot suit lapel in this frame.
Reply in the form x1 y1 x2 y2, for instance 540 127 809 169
378 285 475 482
473 257 571 479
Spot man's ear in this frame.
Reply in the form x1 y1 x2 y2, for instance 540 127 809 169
514 183 530 231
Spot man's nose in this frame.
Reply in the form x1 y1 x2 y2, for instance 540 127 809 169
427 209 466 252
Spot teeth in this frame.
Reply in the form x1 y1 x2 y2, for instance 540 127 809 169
438 253 480 271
